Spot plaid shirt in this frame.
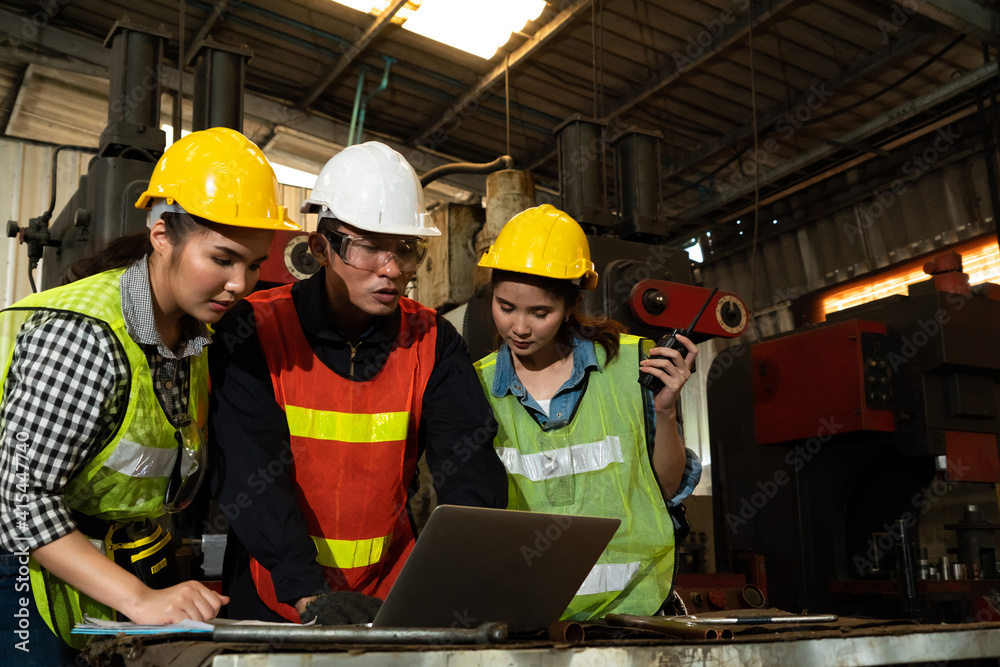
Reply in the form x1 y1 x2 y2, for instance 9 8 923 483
0 259 211 552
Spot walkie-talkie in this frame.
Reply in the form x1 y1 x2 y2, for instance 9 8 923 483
638 287 718 394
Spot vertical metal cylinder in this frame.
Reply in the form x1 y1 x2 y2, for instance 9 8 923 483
191 41 252 132
553 115 614 229
612 127 664 240
100 20 170 153
474 169 535 288
895 519 918 618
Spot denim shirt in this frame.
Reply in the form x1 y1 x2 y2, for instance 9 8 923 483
489 337 703 506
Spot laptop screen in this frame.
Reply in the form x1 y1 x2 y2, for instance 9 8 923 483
372 505 620 630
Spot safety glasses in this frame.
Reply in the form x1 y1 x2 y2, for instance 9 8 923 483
321 228 429 274
164 415 207 514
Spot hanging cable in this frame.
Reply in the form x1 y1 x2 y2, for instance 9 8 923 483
668 33 967 204
591 0 598 118
597 0 604 119
747 1 761 332
804 34 966 127
176 0 185 139
505 54 511 158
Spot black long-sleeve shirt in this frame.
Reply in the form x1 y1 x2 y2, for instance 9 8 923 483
208 271 507 618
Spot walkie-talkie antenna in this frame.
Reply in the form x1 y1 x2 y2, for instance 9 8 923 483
685 287 718 334
637 287 719 394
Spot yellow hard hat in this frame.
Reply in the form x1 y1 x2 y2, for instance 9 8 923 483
135 127 300 231
478 204 598 290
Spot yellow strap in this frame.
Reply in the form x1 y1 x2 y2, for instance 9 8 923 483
286 406 409 443
104 523 163 556
310 533 390 569
131 531 172 563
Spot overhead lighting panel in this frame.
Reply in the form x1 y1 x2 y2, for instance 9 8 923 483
333 0 546 59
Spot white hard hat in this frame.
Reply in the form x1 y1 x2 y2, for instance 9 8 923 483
301 142 440 237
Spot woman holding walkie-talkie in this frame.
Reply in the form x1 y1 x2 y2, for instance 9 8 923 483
473 204 703 621
0 128 295 663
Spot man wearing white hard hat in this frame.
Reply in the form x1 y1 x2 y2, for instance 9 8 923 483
209 142 508 624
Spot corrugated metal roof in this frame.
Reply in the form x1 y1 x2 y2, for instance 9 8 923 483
0 0 996 271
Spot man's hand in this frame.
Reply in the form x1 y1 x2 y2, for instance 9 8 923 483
298 591 383 625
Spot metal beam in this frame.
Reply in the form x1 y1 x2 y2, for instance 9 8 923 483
520 0 801 178
677 59 999 221
908 0 1000 46
183 0 232 65
0 47 108 78
672 102 982 246
0 8 111 69
0 64 27 135
603 0 801 122
664 28 945 178
297 0 408 111
410 0 593 147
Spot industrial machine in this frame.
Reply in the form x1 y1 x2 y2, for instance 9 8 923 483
7 19 252 291
709 250 1000 622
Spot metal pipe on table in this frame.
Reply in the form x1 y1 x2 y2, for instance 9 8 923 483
673 614 839 625
212 622 508 645
548 620 585 643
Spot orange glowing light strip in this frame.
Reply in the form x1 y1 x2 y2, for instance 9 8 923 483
821 237 1000 317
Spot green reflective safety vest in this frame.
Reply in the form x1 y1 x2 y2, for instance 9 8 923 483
474 335 676 620
0 268 209 648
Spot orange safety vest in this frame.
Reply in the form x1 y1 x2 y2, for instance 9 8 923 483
246 285 437 621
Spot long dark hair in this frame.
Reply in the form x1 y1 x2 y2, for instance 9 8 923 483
65 212 209 282
491 269 628 363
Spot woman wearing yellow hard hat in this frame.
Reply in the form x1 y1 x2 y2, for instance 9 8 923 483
474 204 702 620
0 127 298 659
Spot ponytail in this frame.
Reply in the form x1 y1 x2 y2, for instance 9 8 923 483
65 212 208 283
566 311 627 363
64 233 151 283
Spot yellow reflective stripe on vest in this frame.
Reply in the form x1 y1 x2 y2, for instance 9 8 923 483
102 439 176 478
310 534 391 569
576 562 642 596
286 406 409 442
496 436 624 481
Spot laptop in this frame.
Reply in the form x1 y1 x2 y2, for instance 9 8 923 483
371 505 620 630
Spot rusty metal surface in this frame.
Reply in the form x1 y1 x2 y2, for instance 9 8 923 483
204 624 1000 666
83 618 1000 666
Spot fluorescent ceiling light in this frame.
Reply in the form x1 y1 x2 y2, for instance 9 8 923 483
334 0 546 59
271 163 319 189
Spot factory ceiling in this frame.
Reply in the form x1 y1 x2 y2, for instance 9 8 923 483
0 0 997 251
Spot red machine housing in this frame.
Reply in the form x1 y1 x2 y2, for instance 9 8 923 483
258 230 318 284
628 279 747 338
752 319 895 446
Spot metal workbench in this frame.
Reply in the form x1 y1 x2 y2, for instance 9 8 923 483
86 619 1000 666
